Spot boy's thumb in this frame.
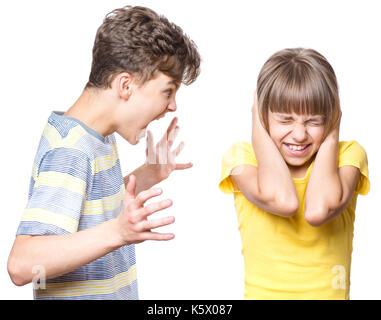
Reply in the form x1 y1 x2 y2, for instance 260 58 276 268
125 175 136 200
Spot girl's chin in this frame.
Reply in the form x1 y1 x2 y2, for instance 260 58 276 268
283 153 316 168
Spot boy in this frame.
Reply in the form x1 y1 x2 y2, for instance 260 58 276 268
7 5 200 300
219 48 369 299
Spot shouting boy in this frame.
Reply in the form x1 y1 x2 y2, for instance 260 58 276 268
7 5 200 300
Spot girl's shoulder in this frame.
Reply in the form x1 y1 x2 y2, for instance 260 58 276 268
338 140 367 159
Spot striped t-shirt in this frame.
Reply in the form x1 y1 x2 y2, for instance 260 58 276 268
16 111 138 300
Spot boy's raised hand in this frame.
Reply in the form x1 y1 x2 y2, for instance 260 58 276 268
145 117 192 181
116 175 175 245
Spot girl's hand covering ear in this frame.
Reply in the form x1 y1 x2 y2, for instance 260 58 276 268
323 111 342 143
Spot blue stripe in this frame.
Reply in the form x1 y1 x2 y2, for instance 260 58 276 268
76 133 116 160
17 221 70 236
39 148 91 184
78 204 122 229
26 185 84 221
88 159 124 200
48 245 136 283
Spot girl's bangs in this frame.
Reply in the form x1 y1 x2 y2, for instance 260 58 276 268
268 74 326 116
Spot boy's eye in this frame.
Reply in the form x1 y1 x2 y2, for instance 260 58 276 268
166 89 173 98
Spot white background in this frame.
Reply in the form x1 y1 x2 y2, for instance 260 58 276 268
0 0 380 300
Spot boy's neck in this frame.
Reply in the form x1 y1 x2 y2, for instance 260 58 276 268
64 88 119 138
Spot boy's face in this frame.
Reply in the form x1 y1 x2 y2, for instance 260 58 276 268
268 111 326 171
115 72 179 144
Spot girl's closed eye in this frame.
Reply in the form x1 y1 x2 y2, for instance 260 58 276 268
306 118 325 126
278 117 293 124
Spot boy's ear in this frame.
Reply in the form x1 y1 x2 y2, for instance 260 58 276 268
115 72 134 100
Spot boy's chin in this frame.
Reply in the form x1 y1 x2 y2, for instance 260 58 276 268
134 128 147 143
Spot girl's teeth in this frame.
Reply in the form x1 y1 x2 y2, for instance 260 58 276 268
287 144 308 151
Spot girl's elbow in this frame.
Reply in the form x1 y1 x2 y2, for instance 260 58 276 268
276 196 299 217
304 208 327 227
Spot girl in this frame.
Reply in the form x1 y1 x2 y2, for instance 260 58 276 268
219 48 370 299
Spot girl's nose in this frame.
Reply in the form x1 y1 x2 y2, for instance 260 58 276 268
291 123 308 142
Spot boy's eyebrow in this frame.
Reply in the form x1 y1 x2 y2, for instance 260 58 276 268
167 80 180 89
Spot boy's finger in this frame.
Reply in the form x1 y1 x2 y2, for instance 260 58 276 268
140 199 173 220
139 231 175 241
168 126 179 148
159 117 177 146
134 187 163 207
125 175 136 201
173 141 185 157
175 163 193 170
146 130 155 163
138 216 175 231
166 117 178 135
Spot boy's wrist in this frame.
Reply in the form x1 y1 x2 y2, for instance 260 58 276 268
142 163 166 184
108 218 127 249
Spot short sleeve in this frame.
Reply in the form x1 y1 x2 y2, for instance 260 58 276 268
219 142 257 194
17 147 92 236
338 141 370 195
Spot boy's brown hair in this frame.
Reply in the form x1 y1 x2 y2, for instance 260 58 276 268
256 48 341 138
85 6 201 89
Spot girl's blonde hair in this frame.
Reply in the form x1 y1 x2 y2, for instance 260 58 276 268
256 48 341 138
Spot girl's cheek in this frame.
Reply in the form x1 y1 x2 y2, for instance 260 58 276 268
308 127 325 143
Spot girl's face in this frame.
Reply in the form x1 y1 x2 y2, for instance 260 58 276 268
268 111 326 174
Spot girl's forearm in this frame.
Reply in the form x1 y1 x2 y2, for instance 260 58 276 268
305 139 343 219
252 116 298 211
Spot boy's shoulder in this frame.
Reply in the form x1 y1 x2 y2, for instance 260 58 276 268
32 111 118 177
42 111 115 155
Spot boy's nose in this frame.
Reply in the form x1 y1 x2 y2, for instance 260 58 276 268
167 101 177 112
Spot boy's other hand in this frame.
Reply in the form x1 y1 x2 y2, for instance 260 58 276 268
145 117 192 181
115 175 175 245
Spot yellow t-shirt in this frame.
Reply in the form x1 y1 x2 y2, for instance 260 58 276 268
219 141 370 300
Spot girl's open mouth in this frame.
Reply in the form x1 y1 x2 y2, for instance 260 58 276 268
283 143 311 156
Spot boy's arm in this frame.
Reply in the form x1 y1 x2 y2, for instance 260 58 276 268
7 176 174 286
124 117 192 195
304 119 360 226
231 98 299 217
